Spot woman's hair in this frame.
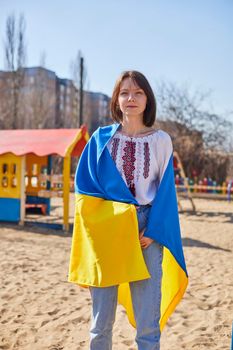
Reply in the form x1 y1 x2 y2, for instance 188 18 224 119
110 70 156 127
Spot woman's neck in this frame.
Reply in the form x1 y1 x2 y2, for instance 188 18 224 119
120 117 153 137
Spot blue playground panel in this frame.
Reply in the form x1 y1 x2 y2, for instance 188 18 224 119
0 198 21 222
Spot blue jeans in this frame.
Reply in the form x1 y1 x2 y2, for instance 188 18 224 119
89 205 163 350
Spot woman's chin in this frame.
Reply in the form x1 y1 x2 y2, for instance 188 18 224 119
124 111 143 118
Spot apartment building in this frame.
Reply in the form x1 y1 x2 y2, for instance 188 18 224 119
84 91 111 133
56 77 79 128
0 66 111 133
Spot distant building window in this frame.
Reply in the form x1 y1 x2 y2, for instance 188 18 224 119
30 76 34 84
60 85 65 92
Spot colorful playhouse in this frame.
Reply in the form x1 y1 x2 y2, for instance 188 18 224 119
0 126 88 231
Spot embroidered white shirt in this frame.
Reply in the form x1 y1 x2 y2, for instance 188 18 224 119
107 129 173 205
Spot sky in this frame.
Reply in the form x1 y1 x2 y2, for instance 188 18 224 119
0 0 233 119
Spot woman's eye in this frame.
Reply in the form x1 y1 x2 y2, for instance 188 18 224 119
120 92 127 96
136 91 143 95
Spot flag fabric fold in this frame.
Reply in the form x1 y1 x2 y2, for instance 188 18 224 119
68 123 188 330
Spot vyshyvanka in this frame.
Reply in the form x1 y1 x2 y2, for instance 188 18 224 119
68 123 188 331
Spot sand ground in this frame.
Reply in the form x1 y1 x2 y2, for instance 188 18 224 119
0 197 233 350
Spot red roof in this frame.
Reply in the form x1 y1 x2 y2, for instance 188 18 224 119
0 126 88 157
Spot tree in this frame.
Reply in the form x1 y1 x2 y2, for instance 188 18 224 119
3 13 27 129
156 81 233 182
156 81 233 152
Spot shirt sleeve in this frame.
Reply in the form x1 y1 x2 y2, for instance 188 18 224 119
156 131 173 184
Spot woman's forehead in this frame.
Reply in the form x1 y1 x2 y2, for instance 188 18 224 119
120 77 141 90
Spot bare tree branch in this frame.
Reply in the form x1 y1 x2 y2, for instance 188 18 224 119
17 14 26 69
1 13 27 129
156 80 233 152
156 81 233 182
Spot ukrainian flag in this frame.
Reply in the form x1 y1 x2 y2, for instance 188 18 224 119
68 123 188 331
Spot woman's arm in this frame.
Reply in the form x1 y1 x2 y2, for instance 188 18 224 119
139 131 173 248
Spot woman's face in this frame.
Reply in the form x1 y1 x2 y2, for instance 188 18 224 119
118 77 147 119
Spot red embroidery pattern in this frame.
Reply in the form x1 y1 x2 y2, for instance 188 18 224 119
122 140 136 196
143 142 150 178
111 138 120 163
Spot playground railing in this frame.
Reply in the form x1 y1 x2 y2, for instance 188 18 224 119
26 174 75 198
176 184 233 200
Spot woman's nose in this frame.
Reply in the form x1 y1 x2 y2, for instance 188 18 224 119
128 94 135 101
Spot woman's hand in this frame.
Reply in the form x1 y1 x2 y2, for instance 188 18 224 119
139 228 153 249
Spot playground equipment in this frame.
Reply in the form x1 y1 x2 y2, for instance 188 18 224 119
0 126 88 231
173 153 233 203
173 151 196 211
176 177 233 201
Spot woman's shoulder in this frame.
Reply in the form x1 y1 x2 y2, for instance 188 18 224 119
88 123 119 143
92 123 119 137
98 123 119 132
154 128 171 139
152 129 172 145
150 129 173 158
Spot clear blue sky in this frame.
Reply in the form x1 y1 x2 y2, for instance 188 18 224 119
1 0 232 119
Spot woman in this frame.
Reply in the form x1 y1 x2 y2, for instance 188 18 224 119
68 71 188 350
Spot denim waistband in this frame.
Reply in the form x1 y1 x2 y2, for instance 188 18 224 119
135 203 152 210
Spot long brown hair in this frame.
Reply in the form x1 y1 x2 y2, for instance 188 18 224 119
110 70 156 127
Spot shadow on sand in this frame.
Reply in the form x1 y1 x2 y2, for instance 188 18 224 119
180 209 233 224
182 237 231 252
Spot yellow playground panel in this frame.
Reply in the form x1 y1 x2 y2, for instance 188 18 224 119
0 127 89 231
0 153 25 223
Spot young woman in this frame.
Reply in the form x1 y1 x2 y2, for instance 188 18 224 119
68 71 188 350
